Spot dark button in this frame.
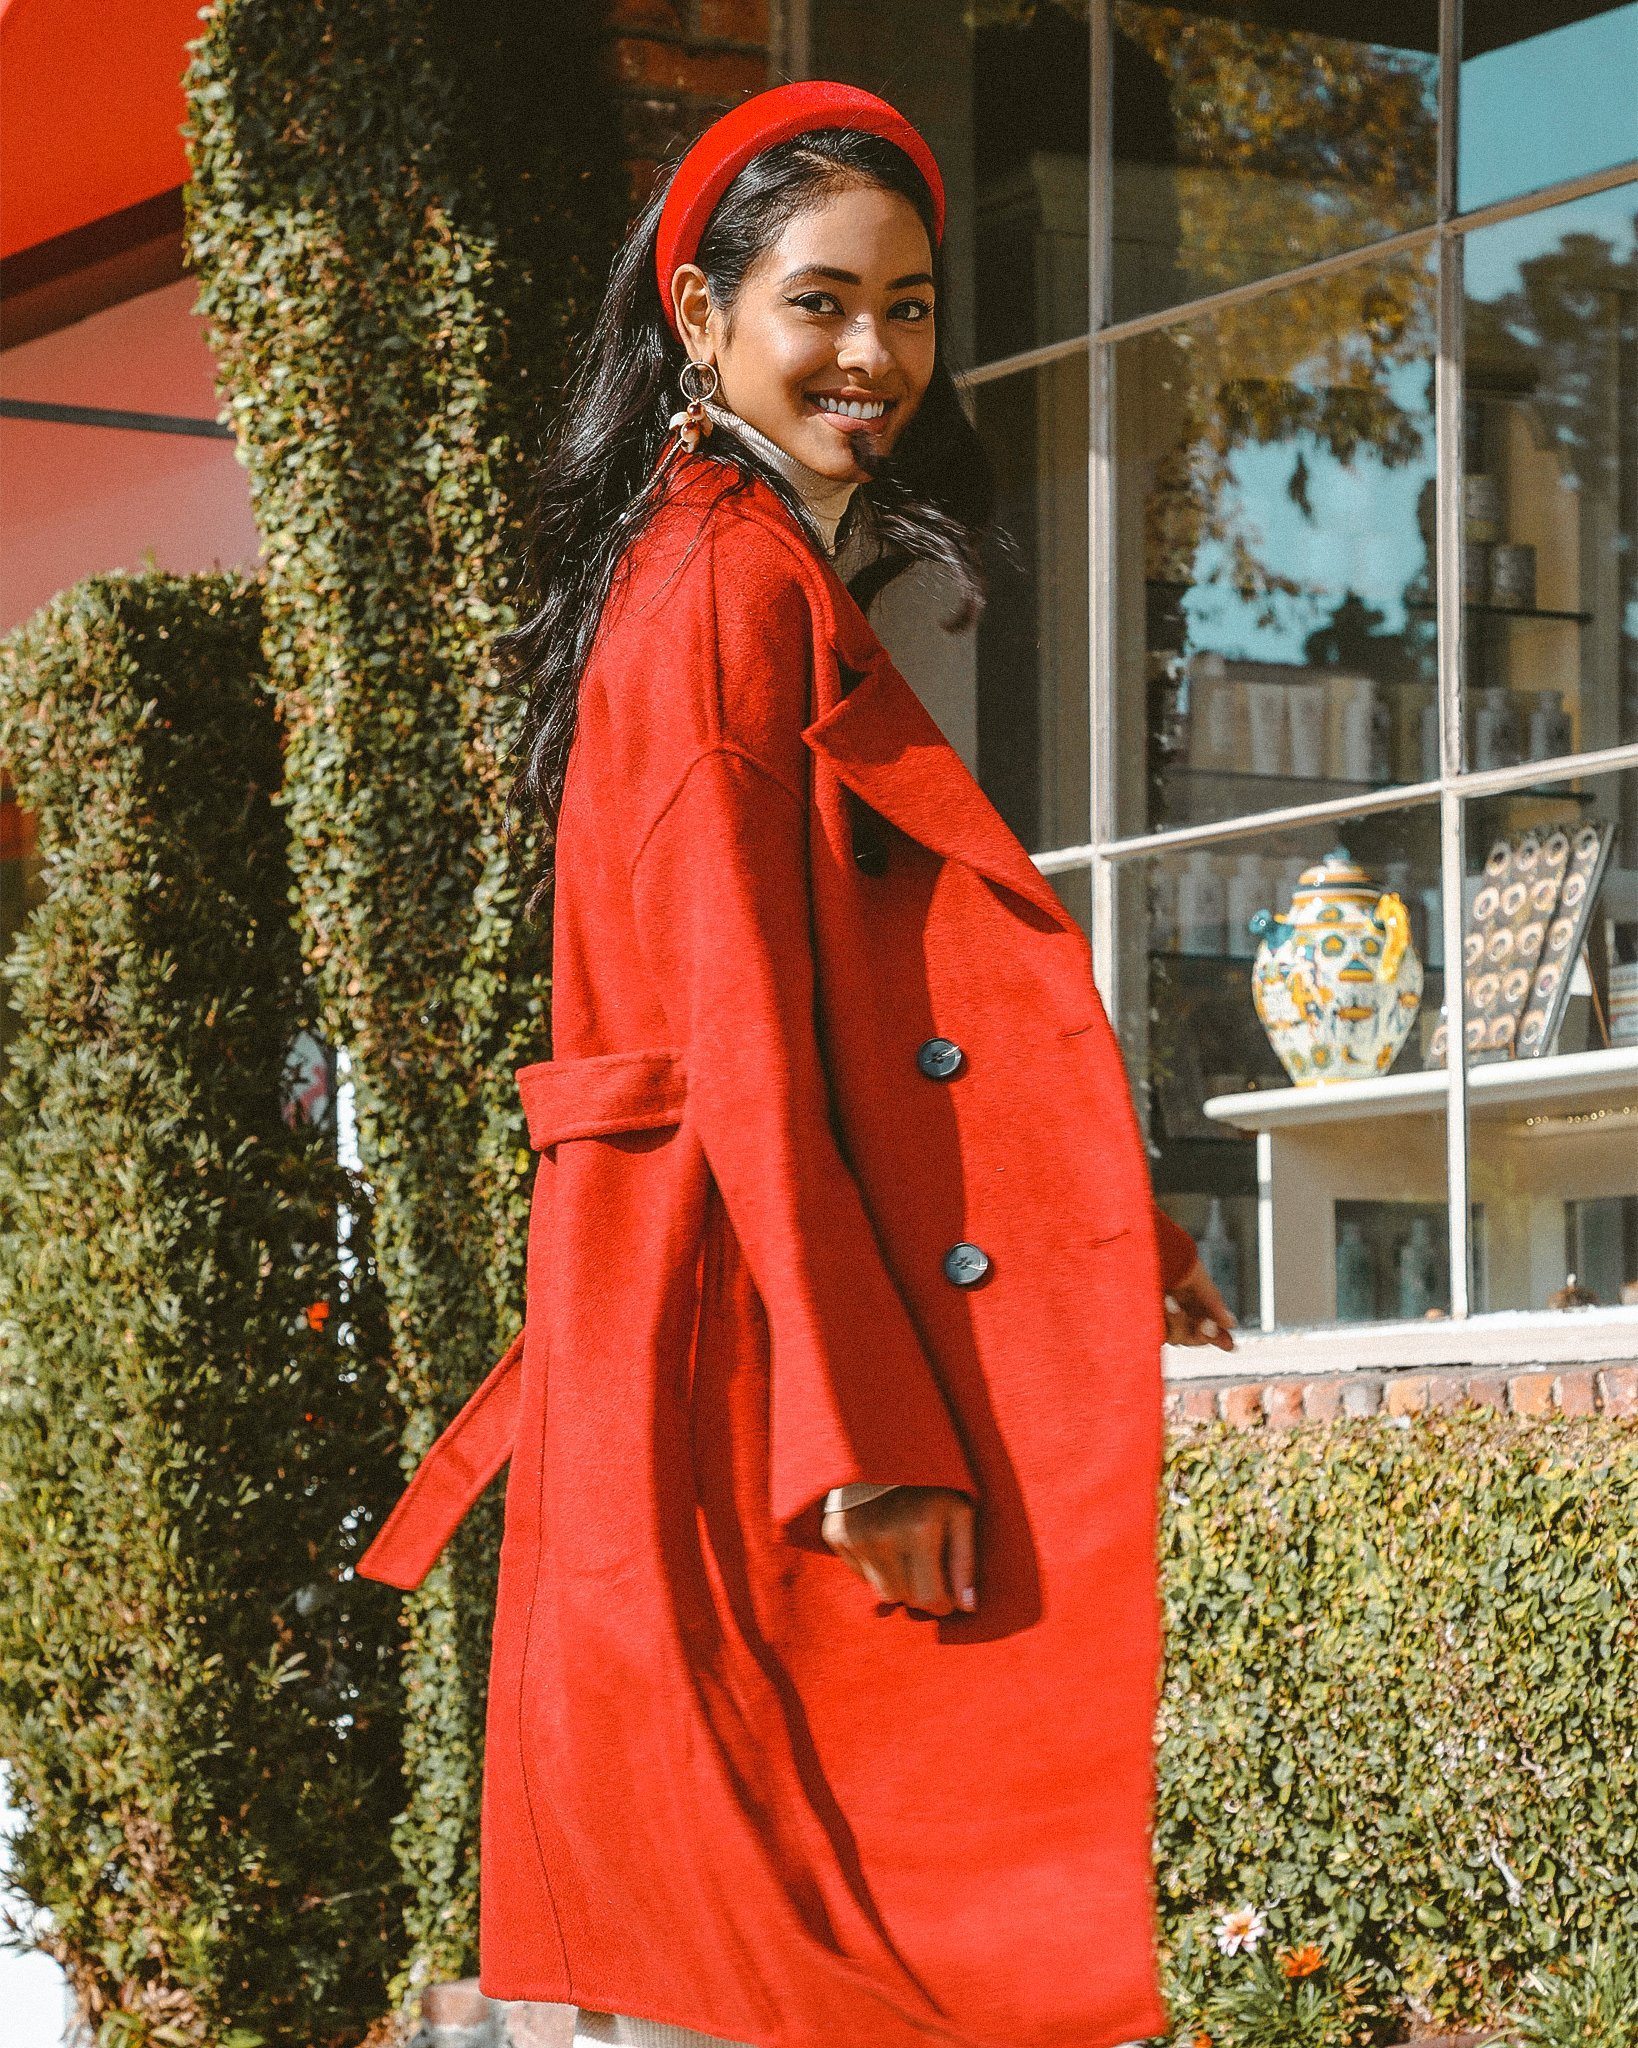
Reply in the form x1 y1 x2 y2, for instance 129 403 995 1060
943 1242 990 1287
916 1036 964 1080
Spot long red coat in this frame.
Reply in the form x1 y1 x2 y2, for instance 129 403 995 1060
360 450 1197 2048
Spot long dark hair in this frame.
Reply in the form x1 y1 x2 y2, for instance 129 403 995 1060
498 126 998 922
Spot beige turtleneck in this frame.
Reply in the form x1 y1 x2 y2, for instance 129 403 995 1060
701 396 862 557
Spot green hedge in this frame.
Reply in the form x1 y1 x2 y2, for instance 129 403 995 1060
0 572 406 2047
1153 1408 1638 2039
183 0 621 1991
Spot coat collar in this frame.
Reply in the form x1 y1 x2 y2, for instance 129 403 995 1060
800 642 1081 936
660 451 1083 938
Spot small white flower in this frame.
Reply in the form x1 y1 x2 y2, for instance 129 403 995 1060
1215 1903 1268 1954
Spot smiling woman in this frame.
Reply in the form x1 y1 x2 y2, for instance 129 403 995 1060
358 80 1221 2048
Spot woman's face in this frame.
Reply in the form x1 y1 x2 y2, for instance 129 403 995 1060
671 180 937 482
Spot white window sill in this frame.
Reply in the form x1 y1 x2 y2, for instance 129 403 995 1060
1163 1305 1638 1380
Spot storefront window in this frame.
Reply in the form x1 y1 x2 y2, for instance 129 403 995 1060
1460 4 1638 214
1112 804 1446 1332
1111 2 1438 323
1461 188 1638 769
803 0 1638 1348
810 0 1090 362
1113 250 1437 837
1460 764 1638 1315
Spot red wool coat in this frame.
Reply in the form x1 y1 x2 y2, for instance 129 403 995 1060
359 450 1197 2048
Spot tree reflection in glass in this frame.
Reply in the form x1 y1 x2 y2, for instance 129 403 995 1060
1114 250 1438 836
1111 1 1438 322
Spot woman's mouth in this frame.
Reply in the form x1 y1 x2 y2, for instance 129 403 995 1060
806 392 894 431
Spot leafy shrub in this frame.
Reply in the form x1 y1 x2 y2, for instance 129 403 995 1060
0 573 405 2047
182 0 622 1991
1155 1411 1638 2038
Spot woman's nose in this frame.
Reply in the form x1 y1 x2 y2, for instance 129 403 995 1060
835 320 895 380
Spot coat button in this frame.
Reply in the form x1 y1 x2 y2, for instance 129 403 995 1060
917 1036 964 1079
943 1242 990 1287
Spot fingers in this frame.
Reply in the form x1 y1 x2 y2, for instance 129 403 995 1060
945 1500 977 1613
821 1486 977 1617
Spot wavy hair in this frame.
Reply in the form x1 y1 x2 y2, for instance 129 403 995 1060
498 126 998 921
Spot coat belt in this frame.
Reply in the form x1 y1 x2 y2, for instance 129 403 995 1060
355 1327 525 1590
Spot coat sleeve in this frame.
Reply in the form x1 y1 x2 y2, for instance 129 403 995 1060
628 741 977 1531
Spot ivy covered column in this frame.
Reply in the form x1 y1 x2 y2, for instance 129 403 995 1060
184 0 620 1991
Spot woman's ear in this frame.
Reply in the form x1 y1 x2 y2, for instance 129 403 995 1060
671 265 715 362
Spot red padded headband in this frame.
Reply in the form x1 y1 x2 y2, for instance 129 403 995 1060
655 81 946 342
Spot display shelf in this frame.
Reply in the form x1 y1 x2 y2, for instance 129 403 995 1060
1202 1045 1638 1130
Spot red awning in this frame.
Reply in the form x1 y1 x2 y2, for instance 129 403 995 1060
0 0 203 260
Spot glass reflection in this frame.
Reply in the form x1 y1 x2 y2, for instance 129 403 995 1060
1461 4 1638 213
1462 188 1638 769
1459 766 1638 1317
810 0 1090 362
861 360 1089 856
1112 2 1438 323
1114 250 1438 837
1114 805 1447 1331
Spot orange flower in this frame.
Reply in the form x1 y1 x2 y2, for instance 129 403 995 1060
304 1300 331 1332
1280 1943 1325 1979
1190 2032 1213 2048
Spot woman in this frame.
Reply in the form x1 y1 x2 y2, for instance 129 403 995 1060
360 82 1235 2048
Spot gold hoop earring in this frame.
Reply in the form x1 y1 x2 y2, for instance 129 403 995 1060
669 359 719 452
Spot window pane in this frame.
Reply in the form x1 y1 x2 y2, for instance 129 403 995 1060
1114 806 1447 1332
1112 2 1438 324
865 359 1090 856
1113 250 1438 838
1461 187 1638 769
1458 765 1638 1317
809 0 1090 363
1460 4 1638 214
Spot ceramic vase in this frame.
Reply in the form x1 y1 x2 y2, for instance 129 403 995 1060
1248 845 1424 1085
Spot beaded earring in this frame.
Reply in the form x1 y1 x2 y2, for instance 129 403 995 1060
669 359 719 452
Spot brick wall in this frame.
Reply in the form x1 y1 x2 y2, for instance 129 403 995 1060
603 0 777 214
1164 1361 1638 1429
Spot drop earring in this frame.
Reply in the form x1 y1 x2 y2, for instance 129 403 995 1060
670 359 719 452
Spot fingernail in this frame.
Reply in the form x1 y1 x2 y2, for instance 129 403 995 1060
959 1586 976 1611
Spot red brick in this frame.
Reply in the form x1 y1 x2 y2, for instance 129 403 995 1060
1222 1382 1265 1429
1181 1384 1220 1423
1340 1376 1381 1417
1553 1368 1598 1416
1385 1374 1429 1417
1463 1372 1508 1411
1263 1380 1304 1429
1598 1365 1638 1417
698 0 769 41
1508 1370 1555 1417
1424 1370 1469 1413
1302 1377 1343 1421
606 0 689 33
611 37 767 97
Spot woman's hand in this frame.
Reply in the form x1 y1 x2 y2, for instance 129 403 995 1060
1165 1254 1237 1351
821 1485 977 1616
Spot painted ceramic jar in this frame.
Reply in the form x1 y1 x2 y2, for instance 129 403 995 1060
1248 846 1423 1085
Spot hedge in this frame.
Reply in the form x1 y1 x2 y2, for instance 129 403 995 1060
182 0 622 1990
1152 1407 1638 2039
0 572 406 2047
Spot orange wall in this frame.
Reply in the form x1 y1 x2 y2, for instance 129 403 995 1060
0 278 262 635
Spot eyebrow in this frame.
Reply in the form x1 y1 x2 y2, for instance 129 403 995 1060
778 264 936 290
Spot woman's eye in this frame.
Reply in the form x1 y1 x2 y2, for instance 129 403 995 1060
789 292 840 315
894 298 933 323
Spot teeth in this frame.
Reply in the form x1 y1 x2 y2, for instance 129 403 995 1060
814 395 886 419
